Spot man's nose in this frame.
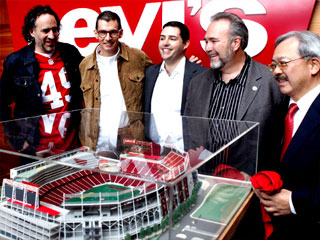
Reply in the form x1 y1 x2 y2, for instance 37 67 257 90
205 42 212 53
48 30 55 39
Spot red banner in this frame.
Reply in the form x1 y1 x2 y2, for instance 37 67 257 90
6 0 316 67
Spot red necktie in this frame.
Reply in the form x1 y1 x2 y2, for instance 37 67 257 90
280 103 299 161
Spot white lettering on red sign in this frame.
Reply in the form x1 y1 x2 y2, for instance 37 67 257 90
60 0 268 57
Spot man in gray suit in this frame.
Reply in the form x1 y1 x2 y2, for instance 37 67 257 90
184 12 287 173
184 12 287 239
143 21 206 151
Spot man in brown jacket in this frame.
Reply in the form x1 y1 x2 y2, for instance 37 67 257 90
79 11 152 151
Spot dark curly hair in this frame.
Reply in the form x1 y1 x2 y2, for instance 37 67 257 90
22 5 60 44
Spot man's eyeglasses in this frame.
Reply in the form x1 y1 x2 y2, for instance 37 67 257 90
97 29 121 38
268 56 309 72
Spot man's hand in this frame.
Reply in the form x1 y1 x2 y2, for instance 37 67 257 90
19 140 29 152
254 188 292 216
189 55 202 64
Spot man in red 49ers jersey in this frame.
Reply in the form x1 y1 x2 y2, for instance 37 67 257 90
0 5 83 160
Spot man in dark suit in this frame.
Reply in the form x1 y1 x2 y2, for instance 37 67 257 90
255 30 320 239
144 21 206 115
143 21 206 151
183 12 287 239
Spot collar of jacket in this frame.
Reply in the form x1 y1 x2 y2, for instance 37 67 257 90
23 42 66 66
85 42 130 70
118 42 129 62
23 42 37 66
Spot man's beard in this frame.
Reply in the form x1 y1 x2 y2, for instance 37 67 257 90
209 47 233 70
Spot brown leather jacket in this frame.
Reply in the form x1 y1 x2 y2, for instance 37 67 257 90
79 42 152 150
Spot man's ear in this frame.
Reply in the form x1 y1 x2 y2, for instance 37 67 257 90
232 36 241 51
183 40 190 51
119 29 123 39
29 28 35 38
310 57 320 76
94 29 99 40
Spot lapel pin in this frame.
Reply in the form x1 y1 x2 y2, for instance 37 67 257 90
252 86 258 91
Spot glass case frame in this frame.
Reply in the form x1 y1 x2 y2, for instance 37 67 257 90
0 109 259 240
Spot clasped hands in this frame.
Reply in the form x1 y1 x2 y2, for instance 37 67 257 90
253 188 292 216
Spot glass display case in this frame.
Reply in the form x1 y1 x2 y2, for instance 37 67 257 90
0 109 259 240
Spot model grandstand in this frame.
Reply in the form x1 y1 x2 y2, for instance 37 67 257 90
0 143 197 240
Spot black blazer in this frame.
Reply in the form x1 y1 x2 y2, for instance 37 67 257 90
143 58 207 115
271 93 320 239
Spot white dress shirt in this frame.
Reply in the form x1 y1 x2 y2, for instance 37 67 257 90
96 46 128 152
288 83 320 214
150 57 186 152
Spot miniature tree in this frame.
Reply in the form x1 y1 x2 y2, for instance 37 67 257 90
153 223 159 233
161 219 166 232
139 227 146 239
146 226 152 236
125 233 131 240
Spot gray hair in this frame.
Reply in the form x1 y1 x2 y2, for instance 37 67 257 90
275 31 320 58
210 12 248 50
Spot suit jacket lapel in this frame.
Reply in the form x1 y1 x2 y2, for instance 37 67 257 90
181 59 196 114
149 64 161 94
145 64 161 112
202 70 215 117
282 93 320 164
237 60 261 120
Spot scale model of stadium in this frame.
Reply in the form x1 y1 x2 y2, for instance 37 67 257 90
0 146 197 240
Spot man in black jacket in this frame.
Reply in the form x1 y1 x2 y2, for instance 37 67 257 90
143 21 207 151
0 5 83 158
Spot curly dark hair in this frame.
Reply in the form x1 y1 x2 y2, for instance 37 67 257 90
22 5 60 44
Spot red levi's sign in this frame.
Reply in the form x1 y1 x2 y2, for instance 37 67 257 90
6 0 316 67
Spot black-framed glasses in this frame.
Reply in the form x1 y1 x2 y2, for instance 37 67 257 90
97 29 121 38
268 56 309 72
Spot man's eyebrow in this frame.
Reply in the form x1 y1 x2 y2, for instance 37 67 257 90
204 37 218 41
160 34 178 38
272 56 287 62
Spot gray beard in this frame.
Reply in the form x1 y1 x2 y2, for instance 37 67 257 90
210 60 224 70
209 50 234 70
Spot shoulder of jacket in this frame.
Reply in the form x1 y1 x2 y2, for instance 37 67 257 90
4 45 34 64
146 63 160 72
80 53 96 69
250 59 271 74
188 60 208 72
121 43 148 58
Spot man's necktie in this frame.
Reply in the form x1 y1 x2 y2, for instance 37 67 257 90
280 103 299 161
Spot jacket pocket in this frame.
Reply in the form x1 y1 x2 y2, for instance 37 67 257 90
128 72 144 82
80 83 94 108
13 76 34 87
81 83 92 93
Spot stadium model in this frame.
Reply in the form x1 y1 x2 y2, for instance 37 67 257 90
0 143 197 240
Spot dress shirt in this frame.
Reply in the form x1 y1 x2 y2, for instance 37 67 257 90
96 46 128 151
209 54 250 120
287 83 320 214
150 57 186 152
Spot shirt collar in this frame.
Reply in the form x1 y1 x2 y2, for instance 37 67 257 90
159 57 186 76
291 83 320 114
96 44 120 59
214 53 251 86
